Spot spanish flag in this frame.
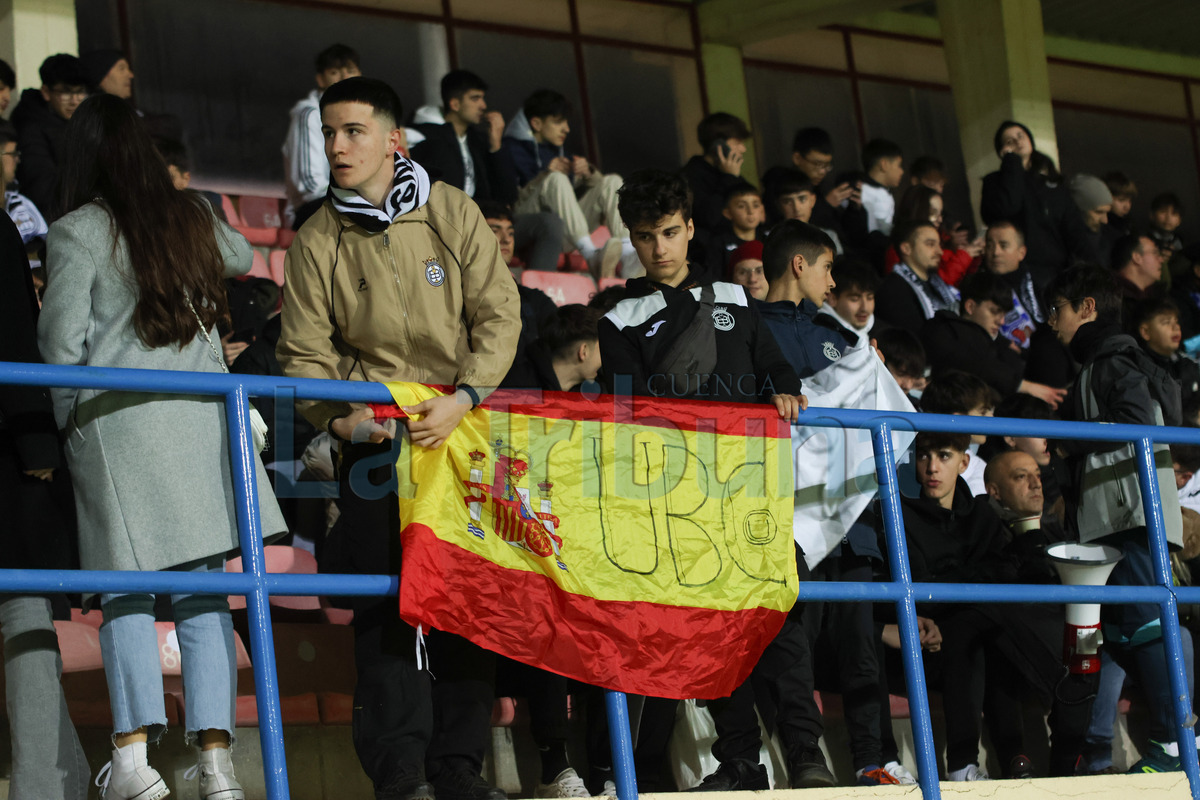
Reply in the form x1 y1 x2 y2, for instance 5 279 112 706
386 383 798 700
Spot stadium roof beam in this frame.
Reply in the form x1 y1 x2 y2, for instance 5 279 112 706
697 0 916 48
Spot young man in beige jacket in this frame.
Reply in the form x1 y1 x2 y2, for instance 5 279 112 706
278 76 519 800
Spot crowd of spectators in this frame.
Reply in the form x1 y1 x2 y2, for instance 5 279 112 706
5 36 1200 800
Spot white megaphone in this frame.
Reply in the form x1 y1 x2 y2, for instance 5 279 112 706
1047 542 1124 674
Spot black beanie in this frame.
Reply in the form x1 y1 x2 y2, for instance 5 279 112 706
80 49 125 93
993 120 1035 157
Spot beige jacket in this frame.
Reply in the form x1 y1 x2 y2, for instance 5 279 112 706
278 182 520 431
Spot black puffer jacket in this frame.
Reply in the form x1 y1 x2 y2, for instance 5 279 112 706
894 479 1020 592
10 89 67 222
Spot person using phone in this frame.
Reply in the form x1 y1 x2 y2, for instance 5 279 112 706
681 112 751 234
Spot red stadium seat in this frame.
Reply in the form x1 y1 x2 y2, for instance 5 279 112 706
247 249 273 282
521 271 596 306
226 545 321 612
70 607 104 629
220 195 239 226
239 196 283 229
268 249 287 287
236 692 321 726
276 228 296 249
55 620 104 673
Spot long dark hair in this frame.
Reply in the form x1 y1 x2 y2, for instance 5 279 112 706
896 184 942 228
58 94 228 349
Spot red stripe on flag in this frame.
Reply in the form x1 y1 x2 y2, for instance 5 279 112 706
398 523 787 700
477 389 791 440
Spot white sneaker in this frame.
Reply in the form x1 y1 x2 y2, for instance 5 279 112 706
589 239 624 280
187 747 244 800
95 742 171 800
947 763 989 781
883 760 917 785
536 768 590 798
601 780 617 796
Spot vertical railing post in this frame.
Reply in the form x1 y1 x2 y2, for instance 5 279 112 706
605 690 638 800
1134 437 1200 797
872 421 940 800
226 385 290 800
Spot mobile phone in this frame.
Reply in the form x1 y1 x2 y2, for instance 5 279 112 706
708 138 731 160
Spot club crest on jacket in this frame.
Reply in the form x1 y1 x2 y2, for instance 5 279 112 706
712 306 735 331
425 257 446 287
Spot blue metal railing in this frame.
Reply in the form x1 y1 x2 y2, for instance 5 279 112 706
0 361 1197 800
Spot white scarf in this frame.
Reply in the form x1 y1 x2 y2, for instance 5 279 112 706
819 302 874 347
329 152 431 232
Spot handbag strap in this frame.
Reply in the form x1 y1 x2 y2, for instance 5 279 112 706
186 296 229 375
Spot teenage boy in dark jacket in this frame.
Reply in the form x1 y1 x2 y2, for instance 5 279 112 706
758 220 902 785
410 70 516 206
920 271 1066 407
756 219 847 377
10 54 87 221
680 112 753 235
600 171 829 791
598 170 803 408
500 89 633 276
895 433 1092 780
1046 264 1189 773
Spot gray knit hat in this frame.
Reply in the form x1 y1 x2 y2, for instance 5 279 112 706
1069 174 1113 211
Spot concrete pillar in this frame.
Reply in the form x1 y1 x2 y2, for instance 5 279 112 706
939 0 1057 226
0 0 78 97
700 42 760 187
415 21 450 112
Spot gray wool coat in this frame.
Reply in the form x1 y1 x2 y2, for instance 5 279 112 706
37 201 287 576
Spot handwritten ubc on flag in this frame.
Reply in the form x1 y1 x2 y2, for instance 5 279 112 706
384 382 798 700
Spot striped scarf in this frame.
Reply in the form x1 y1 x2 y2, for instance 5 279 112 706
893 262 960 320
328 152 431 232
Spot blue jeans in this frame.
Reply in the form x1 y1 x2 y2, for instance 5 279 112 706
1084 627 1195 769
99 555 236 743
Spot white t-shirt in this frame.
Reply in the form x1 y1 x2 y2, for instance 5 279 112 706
458 134 476 198
861 182 895 236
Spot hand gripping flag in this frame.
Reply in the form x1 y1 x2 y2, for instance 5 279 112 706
384 383 798 700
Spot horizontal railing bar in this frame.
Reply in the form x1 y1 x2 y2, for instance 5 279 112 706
5 361 1200 445
0 568 397 596
0 565 1171 606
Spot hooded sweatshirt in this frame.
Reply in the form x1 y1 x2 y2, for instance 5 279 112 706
500 109 567 188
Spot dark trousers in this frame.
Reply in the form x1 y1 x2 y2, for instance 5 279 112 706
1103 529 1190 744
804 554 884 770
496 657 569 746
330 441 495 790
514 213 566 271
706 548 823 764
707 614 823 763
584 689 679 793
933 605 1095 776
